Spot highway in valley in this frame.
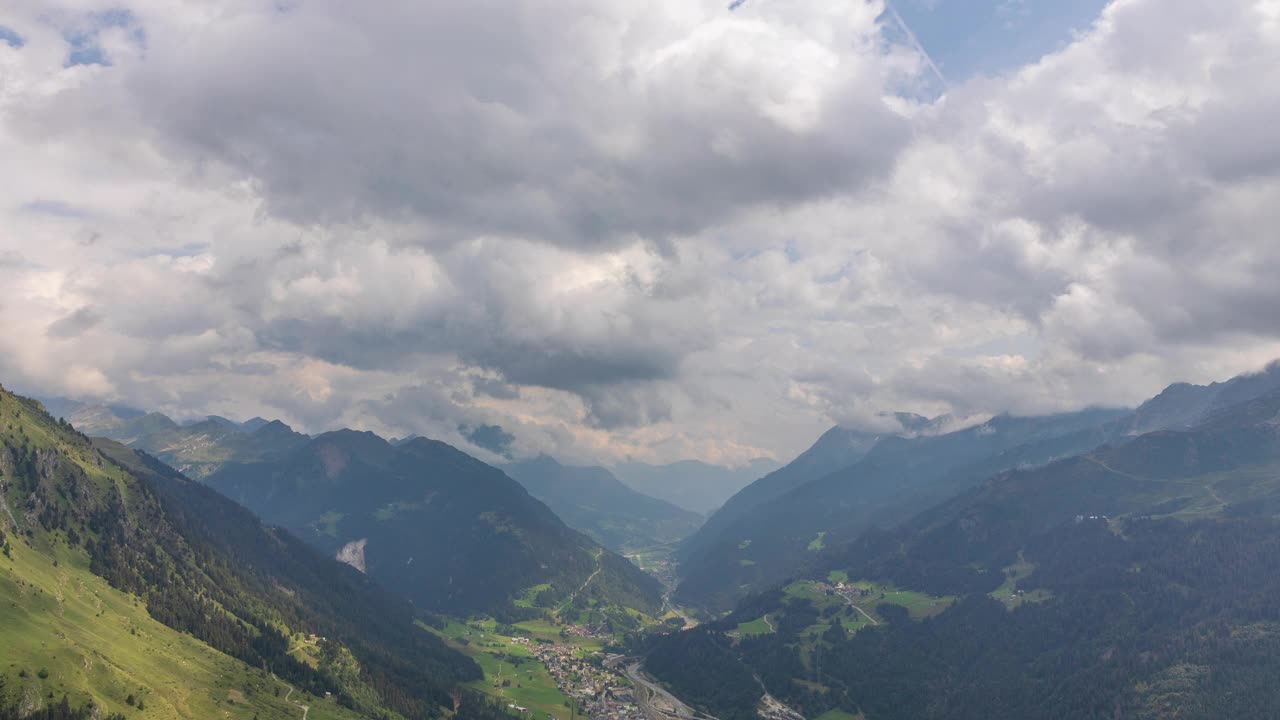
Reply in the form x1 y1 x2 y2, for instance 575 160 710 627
623 662 718 720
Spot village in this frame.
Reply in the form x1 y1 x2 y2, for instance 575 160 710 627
520 639 646 720
810 579 875 604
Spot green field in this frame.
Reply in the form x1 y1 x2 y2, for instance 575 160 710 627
736 616 775 636
372 501 421 522
0 532 362 720
423 618 591 720
807 532 827 551
310 511 343 538
514 584 553 609
783 579 953 623
843 581 953 620
624 540 679 574
987 554 1053 609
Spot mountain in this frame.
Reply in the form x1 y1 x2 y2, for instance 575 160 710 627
241 416 271 432
205 432 662 619
610 458 781 515
643 382 1280 720
503 455 703 553
63 405 309 479
0 384 507 720
36 396 146 431
675 408 1129 610
678 426 888 562
1118 360 1280 436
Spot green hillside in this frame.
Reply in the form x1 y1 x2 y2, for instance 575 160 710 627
642 387 1280 720
0 385 506 720
205 432 662 618
676 408 1126 611
0 527 363 720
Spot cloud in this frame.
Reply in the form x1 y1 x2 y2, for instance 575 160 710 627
46 305 102 338
1 0 1279 465
460 423 516 459
112 0 911 249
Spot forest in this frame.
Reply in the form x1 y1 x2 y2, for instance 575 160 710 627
646 515 1280 720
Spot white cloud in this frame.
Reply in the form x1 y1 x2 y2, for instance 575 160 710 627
1 0 1279 465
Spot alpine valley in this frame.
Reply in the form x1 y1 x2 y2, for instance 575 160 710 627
9 360 1280 720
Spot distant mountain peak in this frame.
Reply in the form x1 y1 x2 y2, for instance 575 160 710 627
253 418 296 435
519 453 564 470
203 415 245 431
1127 360 1280 435
240 416 271 432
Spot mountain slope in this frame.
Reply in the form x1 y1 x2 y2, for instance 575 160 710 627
205 432 662 618
675 408 1126 610
683 425 887 553
0 385 502 720
0 516 365 720
81 407 308 480
610 458 780 515
504 456 703 553
1117 360 1280 436
645 386 1280 720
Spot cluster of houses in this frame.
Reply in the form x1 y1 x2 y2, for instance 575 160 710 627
813 580 874 600
531 643 644 720
563 624 609 638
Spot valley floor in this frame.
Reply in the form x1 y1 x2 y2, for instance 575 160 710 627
426 617 647 720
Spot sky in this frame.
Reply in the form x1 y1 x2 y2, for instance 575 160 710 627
893 0 1111 81
2 0 1279 467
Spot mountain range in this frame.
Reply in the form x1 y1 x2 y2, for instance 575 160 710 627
675 363 1280 610
0 384 509 720
204 431 662 619
16 361 1280 719
675 406 1129 610
52 401 308 480
504 455 703 553
33 400 665 619
643 363 1280 720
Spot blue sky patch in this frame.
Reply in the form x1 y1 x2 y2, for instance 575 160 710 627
890 0 1110 80
0 26 24 48
64 8 146 67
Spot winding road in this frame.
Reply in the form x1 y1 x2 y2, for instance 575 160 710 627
282 683 309 720
558 563 601 614
1087 454 1229 510
556 552 603 617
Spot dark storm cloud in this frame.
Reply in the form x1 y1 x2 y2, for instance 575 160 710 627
124 0 910 250
472 377 520 401
460 423 516 459
46 306 103 338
